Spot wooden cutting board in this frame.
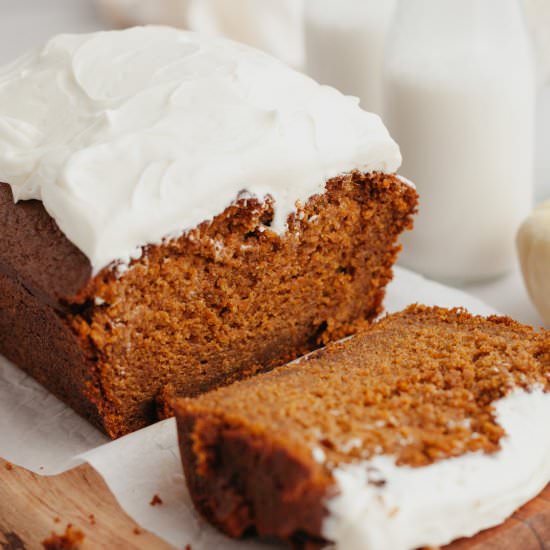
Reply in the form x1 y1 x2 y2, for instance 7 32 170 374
1 456 549 550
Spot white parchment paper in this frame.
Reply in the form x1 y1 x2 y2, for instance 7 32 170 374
0 267 497 549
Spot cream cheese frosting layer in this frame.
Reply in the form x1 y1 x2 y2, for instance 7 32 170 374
0 26 401 273
322 387 550 550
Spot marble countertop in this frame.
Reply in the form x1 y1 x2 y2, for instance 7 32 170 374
1 0 548 328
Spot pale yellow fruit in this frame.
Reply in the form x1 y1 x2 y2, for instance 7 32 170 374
517 200 550 326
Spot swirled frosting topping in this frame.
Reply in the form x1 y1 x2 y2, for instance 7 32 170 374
0 26 401 272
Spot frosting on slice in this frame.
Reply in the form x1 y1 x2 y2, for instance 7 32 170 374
0 26 401 273
323 387 550 550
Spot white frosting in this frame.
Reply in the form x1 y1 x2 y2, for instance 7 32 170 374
0 26 401 273
323 387 550 550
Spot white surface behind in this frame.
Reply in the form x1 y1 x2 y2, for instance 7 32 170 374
0 0 104 63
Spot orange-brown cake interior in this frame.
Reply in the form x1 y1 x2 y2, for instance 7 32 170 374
50 171 417 437
177 305 550 470
174 306 550 545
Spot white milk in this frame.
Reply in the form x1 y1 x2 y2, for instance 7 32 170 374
384 0 535 283
304 0 396 114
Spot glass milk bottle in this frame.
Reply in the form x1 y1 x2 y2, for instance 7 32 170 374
305 0 396 114
383 0 535 283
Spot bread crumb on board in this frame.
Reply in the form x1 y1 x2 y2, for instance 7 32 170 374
42 523 85 549
149 494 163 506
